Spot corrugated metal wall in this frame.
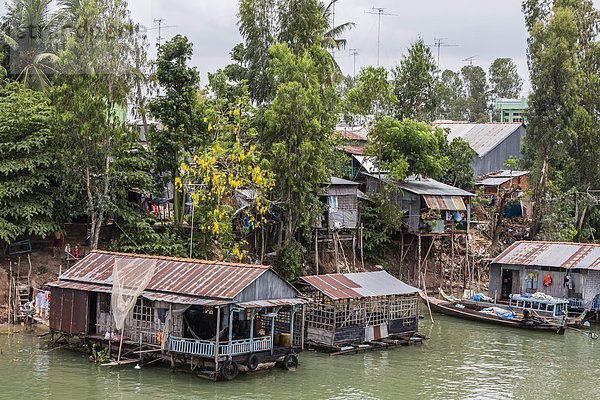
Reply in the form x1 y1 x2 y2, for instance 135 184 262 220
474 126 525 176
49 288 89 335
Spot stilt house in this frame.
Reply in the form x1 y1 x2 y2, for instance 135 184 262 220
297 271 419 349
489 241 600 312
48 251 309 380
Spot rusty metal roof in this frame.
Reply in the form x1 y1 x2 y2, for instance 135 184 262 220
48 280 228 306
423 195 466 211
492 241 600 270
58 251 271 300
300 271 419 300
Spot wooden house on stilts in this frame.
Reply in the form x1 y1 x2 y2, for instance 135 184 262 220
314 178 363 274
296 271 420 352
48 251 309 380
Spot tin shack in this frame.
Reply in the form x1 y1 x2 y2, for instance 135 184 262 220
48 251 309 380
489 241 600 312
296 271 419 351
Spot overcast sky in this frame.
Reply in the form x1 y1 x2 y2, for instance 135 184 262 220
129 0 539 94
3 1 599 94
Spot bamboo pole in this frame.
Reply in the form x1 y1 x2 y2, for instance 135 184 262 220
27 254 32 288
314 227 319 275
8 262 12 324
421 272 434 324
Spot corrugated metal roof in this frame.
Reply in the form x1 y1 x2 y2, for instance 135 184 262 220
342 145 365 155
423 195 466 211
476 177 513 186
329 177 359 186
48 280 229 306
434 123 523 157
300 271 419 300
396 176 475 197
489 170 529 178
336 126 369 142
236 298 311 309
492 241 600 270
58 251 271 300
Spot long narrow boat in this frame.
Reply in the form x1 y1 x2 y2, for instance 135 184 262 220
420 292 566 334
439 289 587 329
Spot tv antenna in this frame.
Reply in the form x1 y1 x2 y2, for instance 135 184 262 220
365 7 397 66
463 55 477 66
349 48 359 77
152 19 176 46
427 37 458 70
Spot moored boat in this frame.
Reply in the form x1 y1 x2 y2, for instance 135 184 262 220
420 292 566 334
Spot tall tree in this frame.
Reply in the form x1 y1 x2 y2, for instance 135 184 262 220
261 43 339 251
460 65 489 122
392 38 438 121
488 57 523 100
148 35 204 225
522 0 582 238
53 0 139 250
346 66 395 123
436 69 466 121
0 82 56 243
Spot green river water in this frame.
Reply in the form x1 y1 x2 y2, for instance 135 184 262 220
1 315 598 400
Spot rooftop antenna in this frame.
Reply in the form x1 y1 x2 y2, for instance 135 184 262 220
463 55 477 66
365 7 398 66
349 48 359 78
152 19 176 46
426 37 458 70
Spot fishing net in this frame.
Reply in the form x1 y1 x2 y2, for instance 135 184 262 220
111 257 157 332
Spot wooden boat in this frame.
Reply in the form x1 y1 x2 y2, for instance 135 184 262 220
439 289 588 329
420 292 566 334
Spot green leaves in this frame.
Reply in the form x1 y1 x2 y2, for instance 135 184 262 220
0 82 56 242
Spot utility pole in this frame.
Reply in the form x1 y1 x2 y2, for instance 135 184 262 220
349 48 359 78
427 37 458 70
366 7 397 67
152 19 176 47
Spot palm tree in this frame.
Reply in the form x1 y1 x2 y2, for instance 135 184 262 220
319 0 355 75
1 0 61 92
321 0 355 52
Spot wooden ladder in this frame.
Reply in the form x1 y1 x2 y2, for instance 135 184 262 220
15 282 31 320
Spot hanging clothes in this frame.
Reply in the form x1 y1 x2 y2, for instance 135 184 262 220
543 273 552 287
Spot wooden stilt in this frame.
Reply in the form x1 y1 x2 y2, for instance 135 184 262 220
315 228 319 275
334 232 339 273
360 224 364 269
417 235 422 288
8 262 12 324
450 231 455 295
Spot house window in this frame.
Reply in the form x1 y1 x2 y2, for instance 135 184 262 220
133 298 153 322
99 293 111 313
328 196 338 211
526 273 539 291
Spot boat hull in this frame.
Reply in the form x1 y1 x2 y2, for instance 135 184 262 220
421 293 565 334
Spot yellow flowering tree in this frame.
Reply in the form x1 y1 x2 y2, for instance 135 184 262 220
178 91 274 261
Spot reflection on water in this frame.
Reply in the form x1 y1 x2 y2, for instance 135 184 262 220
1 316 599 400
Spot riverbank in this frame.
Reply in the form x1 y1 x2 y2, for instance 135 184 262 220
1 316 598 399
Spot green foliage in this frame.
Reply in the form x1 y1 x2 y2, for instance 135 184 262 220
392 38 438 121
460 65 489 122
361 193 403 261
346 66 394 121
90 344 111 363
436 69 466 120
369 117 449 181
262 43 339 245
276 238 305 280
0 82 56 243
148 35 203 180
522 0 597 238
52 0 141 250
488 58 523 100
438 136 476 190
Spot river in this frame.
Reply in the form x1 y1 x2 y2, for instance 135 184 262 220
1 316 598 400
